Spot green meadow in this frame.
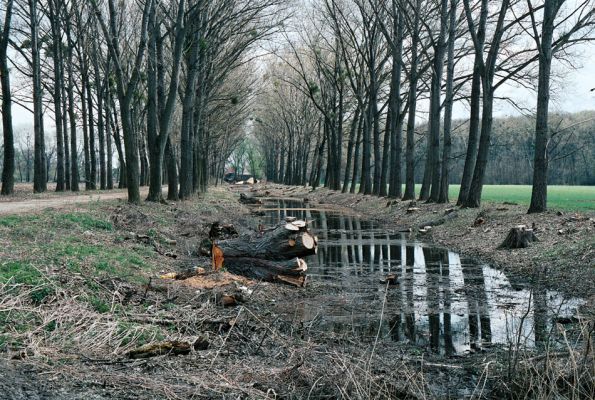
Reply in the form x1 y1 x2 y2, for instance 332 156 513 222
358 184 595 211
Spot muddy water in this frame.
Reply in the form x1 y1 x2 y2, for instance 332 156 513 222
256 199 585 355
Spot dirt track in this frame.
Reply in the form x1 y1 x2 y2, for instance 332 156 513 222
0 188 149 215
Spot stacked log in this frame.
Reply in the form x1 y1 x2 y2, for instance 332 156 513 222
208 218 316 287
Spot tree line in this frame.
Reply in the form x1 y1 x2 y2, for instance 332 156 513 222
254 0 595 213
0 0 285 202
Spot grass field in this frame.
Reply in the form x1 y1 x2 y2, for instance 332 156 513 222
351 184 594 211
438 185 595 211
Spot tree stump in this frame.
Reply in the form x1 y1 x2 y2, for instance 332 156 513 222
499 225 538 249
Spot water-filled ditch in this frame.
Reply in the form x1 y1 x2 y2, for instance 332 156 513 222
255 198 584 355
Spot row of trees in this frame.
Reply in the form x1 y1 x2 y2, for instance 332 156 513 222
0 0 285 202
254 0 594 213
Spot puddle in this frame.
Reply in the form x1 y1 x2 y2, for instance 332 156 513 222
253 199 585 355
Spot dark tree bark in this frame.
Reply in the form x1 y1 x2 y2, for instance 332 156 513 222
0 0 15 195
65 9 79 191
179 20 200 200
403 0 421 201
147 0 186 202
49 0 65 192
428 0 449 203
528 0 562 214
29 0 47 193
438 0 458 204
457 0 486 206
388 7 404 199
462 0 511 208
342 107 360 193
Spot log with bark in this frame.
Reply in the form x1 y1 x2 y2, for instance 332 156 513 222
214 221 316 261
224 257 308 287
499 225 538 249
204 220 315 287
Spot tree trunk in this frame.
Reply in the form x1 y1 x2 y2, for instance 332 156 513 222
427 0 449 203
438 0 457 204
30 0 47 193
528 0 559 214
49 0 65 192
65 17 79 191
350 110 363 193
402 2 420 201
342 107 360 193
388 8 404 199
179 28 199 199
0 0 15 196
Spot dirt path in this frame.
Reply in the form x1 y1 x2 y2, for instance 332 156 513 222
0 187 149 215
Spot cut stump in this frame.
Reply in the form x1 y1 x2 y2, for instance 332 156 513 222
499 225 538 249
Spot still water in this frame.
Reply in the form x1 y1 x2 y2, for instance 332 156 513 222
256 199 584 355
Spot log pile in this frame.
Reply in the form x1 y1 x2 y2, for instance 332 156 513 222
206 218 316 287
499 225 538 249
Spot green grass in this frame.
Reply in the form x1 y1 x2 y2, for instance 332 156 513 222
355 184 594 211
0 261 44 286
460 185 595 211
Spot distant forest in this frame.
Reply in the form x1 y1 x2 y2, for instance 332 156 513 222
424 111 595 186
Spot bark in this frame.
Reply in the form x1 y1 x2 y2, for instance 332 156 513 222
0 0 15 195
86 75 97 190
462 0 510 208
528 0 560 214
350 110 363 193
388 8 404 199
94 49 107 190
165 136 178 200
457 0 487 205
49 0 65 192
179 25 200 199
147 0 185 202
65 15 79 191
438 0 458 204
402 1 421 200
222 257 307 287
29 0 47 193
342 107 360 192
499 225 538 249
80 76 91 190
215 221 317 261
427 0 449 203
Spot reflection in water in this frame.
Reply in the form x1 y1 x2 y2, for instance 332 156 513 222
257 199 584 354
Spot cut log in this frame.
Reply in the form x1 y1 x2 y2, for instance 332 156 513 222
223 257 307 287
239 193 262 205
499 225 538 249
214 222 316 261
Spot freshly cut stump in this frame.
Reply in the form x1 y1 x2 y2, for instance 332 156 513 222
499 225 538 249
